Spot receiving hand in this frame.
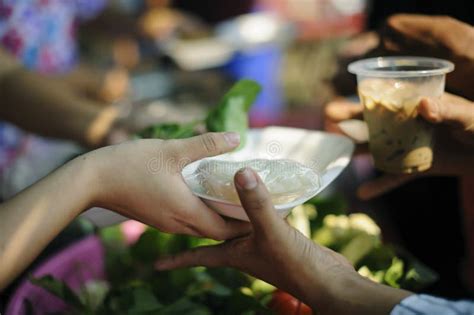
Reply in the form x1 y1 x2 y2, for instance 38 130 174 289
357 93 474 199
325 93 474 200
155 168 410 314
90 132 250 240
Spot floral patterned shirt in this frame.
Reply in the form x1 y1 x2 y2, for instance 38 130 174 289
0 0 106 173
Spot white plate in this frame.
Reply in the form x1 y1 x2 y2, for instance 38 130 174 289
182 127 354 221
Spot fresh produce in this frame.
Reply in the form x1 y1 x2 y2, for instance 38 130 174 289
308 198 438 291
30 195 438 315
30 228 274 315
136 79 261 149
205 79 261 149
29 80 437 313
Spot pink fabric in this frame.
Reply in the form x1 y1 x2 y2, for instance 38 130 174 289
6 236 105 315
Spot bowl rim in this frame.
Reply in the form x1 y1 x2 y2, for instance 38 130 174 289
183 126 354 210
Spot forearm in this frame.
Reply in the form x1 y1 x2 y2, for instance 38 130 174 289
0 155 97 290
0 68 119 147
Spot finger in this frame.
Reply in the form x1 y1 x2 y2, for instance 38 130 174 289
155 244 230 270
382 14 440 52
180 193 252 241
171 132 241 166
337 119 369 143
418 97 474 132
325 100 364 122
234 168 284 234
357 174 419 200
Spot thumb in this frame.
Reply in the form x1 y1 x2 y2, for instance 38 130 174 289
418 96 474 132
174 132 240 167
234 168 284 234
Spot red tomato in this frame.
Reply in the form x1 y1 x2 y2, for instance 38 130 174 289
268 290 313 315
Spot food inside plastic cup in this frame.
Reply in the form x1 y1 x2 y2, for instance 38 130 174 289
347 57 454 174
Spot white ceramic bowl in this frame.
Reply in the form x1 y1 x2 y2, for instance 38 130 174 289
182 127 354 221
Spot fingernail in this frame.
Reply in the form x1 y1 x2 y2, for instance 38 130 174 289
235 168 258 190
224 132 240 147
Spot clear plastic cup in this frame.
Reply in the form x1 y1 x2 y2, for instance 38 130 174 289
348 57 454 174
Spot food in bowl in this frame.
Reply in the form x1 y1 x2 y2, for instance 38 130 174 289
185 159 321 205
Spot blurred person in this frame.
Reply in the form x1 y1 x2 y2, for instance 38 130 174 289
0 0 134 199
327 13 474 298
0 132 249 291
0 48 133 199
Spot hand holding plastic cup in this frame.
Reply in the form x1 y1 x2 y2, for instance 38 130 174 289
348 57 454 174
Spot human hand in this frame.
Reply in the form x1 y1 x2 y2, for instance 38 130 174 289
56 64 130 104
357 93 474 200
325 94 474 200
155 168 410 314
381 14 474 100
90 132 250 240
324 99 364 138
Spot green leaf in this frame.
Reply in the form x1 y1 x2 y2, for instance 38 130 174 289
397 250 439 291
219 291 273 315
402 261 438 291
100 225 124 245
250 279 276 297
128 287 162 313
307 193 348 231
207 268 250 290
384 258 404 288
340 233 379 266
358 244 396 271
156 298 211 315
206 80 261 149
30 275 85 311
186 271 232 297
130 229 165 262
78 280 110 311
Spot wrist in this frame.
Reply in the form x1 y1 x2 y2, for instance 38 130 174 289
68 150 106 213
317 271 412 315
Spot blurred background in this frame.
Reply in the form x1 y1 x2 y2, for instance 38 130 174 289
1 0 474 307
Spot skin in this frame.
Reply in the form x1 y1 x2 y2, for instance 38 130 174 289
0 48 122 147
333 15 474 100
381 15 474 100
324 93 474 200
156 168 412 315
0 132 250 291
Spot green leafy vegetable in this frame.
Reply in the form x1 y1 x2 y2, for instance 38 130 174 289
205 80 261 149
30 193 439 315
155 298 211 315
384 258 404 288
135 79 261 149
127 287 163 313
340 233 378 266
78 280 110 311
